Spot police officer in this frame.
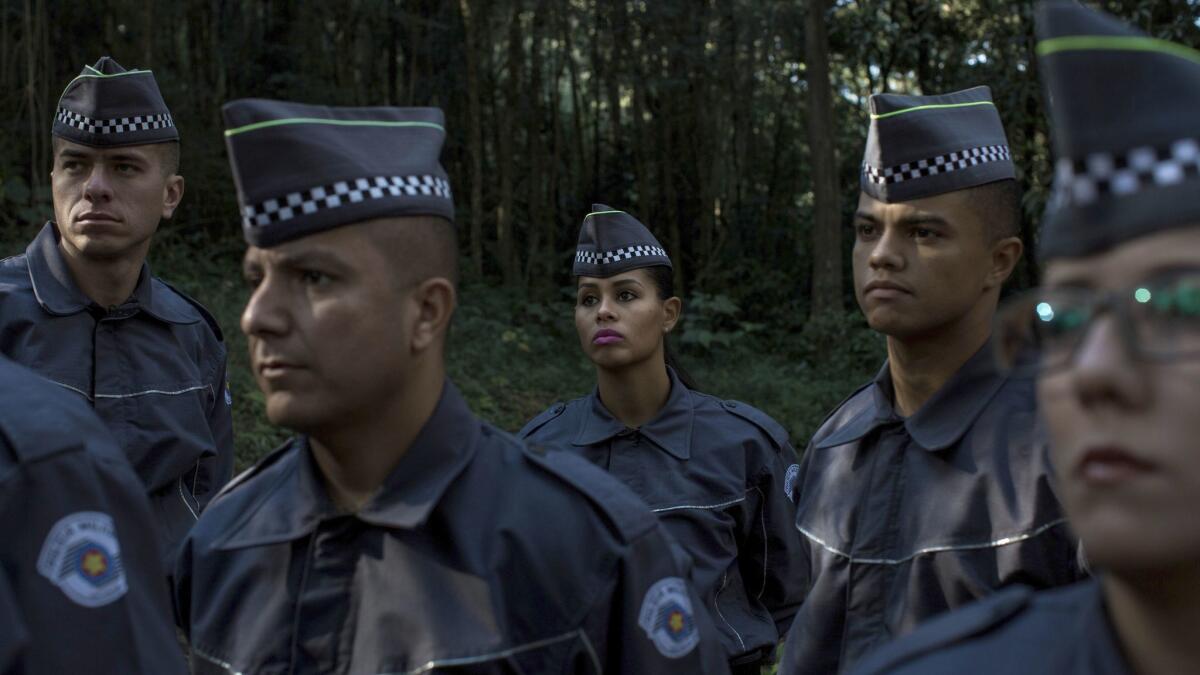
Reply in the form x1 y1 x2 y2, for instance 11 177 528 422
851 3 1200 673
0 354 187 674
521 206 806 674
779 86 1083 674
173 99 731 674
0 57 233 567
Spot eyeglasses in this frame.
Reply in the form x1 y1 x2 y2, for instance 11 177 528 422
995 268 1200 375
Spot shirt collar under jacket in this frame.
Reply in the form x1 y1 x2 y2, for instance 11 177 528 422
25 221 196 324
214 379 480 550
572 366 695 461
815 338 1011 452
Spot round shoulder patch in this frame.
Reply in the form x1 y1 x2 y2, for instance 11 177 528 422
36 512 128 608
637 576 700 659
784 463 800 502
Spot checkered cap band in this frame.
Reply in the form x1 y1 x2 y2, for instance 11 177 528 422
1051 137 1200 208
55 106 174 135
575 244 668 265
863 144 1011 186
242 175 452 229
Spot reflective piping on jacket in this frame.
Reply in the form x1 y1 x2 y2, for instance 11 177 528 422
385 629 595 674
577 629 603 674
191 647 243 675
714 571 746 652
95 384 208 398
49 380 93 401
179 462 200 520
796 517 1069 565
652 495 747 514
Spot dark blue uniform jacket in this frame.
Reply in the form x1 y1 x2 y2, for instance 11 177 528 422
779 342 1083 674
520 369 806 667
0 222 234 565
0 355 187 674
850 579 1131 675
175 380 732 675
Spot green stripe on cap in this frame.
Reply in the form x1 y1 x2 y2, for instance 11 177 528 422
870 100 995 121
584 210 625 218
1037 35 1200 65
224 117 445 137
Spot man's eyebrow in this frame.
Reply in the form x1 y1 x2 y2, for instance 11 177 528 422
275 250 352 271
852 210 878 223
897 213 951 228
106 152 151 164
56 148 92 159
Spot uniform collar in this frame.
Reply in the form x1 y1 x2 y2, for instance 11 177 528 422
216 379 480 550
572 367 694 460
816 338 1009 452
25 221 196 324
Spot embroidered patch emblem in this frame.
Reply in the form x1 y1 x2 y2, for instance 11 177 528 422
784 463 800 502
638 577 699 658
37 512 127 608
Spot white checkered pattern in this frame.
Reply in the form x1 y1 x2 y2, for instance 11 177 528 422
575 244 668 266
1052 138 1200 207
242 175 452 228
863 144 1011 186
55 107 174 135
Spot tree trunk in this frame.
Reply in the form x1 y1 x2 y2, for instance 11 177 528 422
805 0 843 318
457 0 485 278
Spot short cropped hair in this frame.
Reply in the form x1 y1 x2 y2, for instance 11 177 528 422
970 178 1022 242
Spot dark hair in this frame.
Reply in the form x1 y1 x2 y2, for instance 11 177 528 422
972 178 1022 242
641 265 700 391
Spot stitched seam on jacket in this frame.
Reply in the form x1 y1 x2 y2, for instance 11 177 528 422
191 647 242 674
95 384 208 398
753 486 768 600
796 517 1070 565
714 571 746 651
652 495 747 514
384 629 585 674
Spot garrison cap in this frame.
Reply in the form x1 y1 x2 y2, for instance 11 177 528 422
1037 0 1200 260
222 99 453 248
573 204 671 278
862 86 1014 203
52 57 177 147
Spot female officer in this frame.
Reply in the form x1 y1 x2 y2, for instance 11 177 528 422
520 205 806 674
851 3 1200 673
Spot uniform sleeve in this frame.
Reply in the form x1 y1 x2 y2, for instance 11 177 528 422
0 568 28 673
741 438 807 636
0 441 188 675
582 521 733 674
196 351 235 512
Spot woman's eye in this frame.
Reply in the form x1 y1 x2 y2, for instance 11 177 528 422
116 163 138 175
856 224 875 238
618 290 636 302
579 295 598 307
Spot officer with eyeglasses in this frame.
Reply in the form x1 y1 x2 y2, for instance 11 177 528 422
852 2 1200 673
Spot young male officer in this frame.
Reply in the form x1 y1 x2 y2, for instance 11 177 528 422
852 3 1200 673
780 86 1082 673
0 57 233 565
174 99 731 674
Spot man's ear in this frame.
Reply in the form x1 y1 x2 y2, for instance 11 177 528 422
162 175 185 220
986 236 1024 290
410 276 457 353
662 296 681 334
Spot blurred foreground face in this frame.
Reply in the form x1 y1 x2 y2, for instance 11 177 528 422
852 189 997 339
1037 227 1200 573
575 269 674 371
240 222 415 433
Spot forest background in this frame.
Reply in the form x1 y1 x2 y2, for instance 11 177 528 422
1 0 1199 468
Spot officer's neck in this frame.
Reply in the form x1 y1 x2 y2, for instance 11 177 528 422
885 305 992 417
309 362 446 511
595 353 671 430
57 237 150 308
1105 567 1200 675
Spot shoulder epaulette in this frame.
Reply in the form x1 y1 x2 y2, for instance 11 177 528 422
719 399 790 450
211 439 294 503
158 279 224 342
522 445 657 543
854 585 1033 674
517 401 568 439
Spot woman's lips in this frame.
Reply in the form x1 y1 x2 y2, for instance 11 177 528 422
593 329 624 345
1076 446 1156 485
